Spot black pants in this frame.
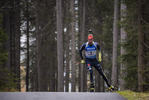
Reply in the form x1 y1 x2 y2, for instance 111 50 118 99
85 58 111 87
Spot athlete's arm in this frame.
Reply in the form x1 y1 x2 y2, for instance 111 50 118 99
79 44 86 60
96 43 100 51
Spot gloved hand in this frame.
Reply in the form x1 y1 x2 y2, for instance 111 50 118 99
81 60 85 64
98 52 102 62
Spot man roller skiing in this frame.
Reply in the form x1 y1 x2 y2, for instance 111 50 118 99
79 33 114 92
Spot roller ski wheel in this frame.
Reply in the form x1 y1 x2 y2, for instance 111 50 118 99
90 84 95 92
108 85 118 92
90 88 94 92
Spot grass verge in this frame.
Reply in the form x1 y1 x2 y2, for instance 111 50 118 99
116 90 149 100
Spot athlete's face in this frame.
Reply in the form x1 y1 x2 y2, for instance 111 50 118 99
88 39 93 44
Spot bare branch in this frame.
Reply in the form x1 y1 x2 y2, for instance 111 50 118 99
143 42 149 49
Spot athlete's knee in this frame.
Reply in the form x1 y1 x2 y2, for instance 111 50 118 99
97 64 101 70
87 64 92 71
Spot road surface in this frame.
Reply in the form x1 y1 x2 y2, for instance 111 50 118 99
0 92 127 100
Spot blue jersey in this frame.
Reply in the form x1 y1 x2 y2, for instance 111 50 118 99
79 42 100 59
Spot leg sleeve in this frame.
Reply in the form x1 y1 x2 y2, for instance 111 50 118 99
86 63 94 84
95 63 111 87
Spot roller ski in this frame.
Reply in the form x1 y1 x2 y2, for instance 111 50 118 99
90 84 95 92
108 85 117 92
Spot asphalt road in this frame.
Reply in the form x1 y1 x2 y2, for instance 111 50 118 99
0 92 127 100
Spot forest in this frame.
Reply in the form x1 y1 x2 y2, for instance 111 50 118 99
0 0 149 93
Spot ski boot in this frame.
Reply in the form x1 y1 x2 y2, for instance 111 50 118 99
90 84 95 92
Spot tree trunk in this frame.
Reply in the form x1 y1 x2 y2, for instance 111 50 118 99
65 29 70 92
70 0 76 92
13 0 21 91
56 0 64 92
78 0 83 92
79 0 86 92
26 0 30 92
112 0 119 87
138 0 144 92
63 0 71 92
35 0 40 91
120 0 127 91
3 10 11 69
